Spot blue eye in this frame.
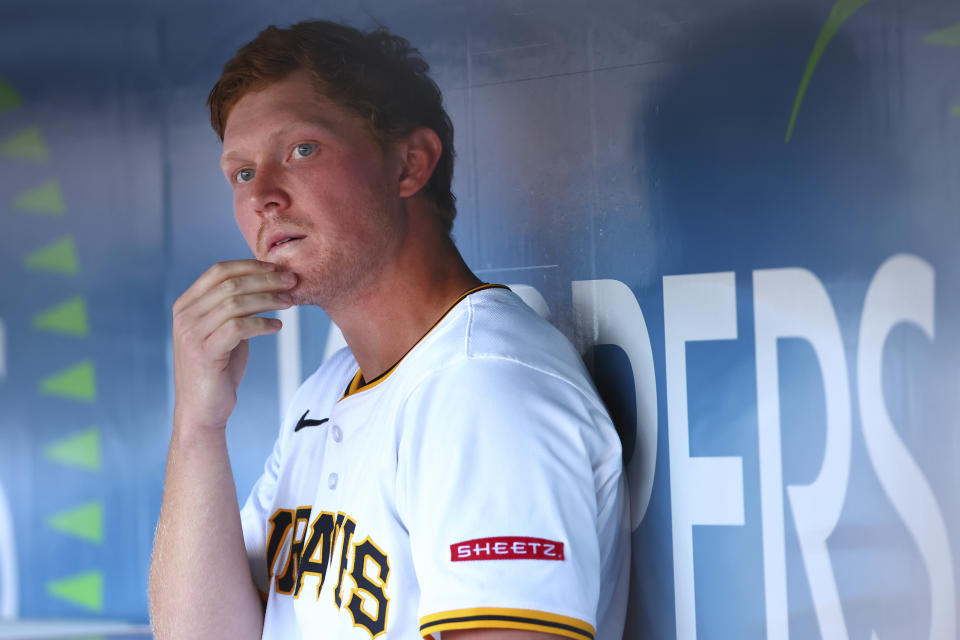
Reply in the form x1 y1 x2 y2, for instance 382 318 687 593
236 168 255 183
293 143 316 159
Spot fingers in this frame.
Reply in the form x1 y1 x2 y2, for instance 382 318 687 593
189 269 297 320
174 260 285 315
202 315 283 357
192 290 292 344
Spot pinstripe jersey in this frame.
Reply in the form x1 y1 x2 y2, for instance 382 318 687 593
240 285 630 639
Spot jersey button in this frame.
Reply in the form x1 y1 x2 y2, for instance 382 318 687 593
331 424 343 442
328 473 338 490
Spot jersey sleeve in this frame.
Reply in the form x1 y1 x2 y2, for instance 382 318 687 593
396 356 625 640
239 426 285 601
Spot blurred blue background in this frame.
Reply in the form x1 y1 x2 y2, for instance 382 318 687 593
1 0 959 638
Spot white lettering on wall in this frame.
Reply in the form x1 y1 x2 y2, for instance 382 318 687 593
663 272 745 640
571 279 657 530
857 254 955 640
322 320 347 363
0 317 6 382
0 316 14 618
754 268 851 639
0 479 18 619
276 307 302 425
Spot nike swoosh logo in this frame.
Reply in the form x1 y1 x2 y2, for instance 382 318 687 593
295 410 329 432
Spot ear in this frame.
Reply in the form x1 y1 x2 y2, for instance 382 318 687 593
397 127 443 199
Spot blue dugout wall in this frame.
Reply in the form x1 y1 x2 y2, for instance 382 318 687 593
1 0 959 637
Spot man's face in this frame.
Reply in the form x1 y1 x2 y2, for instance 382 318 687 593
220 69 406 309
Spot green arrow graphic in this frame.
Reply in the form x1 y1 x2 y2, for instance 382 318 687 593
924 21 960 47
952 104 960 117
40 360 96 402
15 179 65 216
0 78 21 112
44 426 101 471
0 126 47 161
33 296 89 337
25 235 78 275
46 570 103 612
47 501 103 543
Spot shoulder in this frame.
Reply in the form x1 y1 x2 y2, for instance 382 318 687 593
407 286 599 404
397 289 618 462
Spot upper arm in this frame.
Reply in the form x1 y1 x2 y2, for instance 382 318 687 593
399 358 620 639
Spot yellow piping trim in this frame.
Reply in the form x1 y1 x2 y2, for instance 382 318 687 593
340 284 508 400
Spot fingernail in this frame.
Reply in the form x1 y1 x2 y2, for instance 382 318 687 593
281 272 297 283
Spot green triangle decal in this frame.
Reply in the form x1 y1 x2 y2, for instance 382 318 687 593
25 235 78 275
15 179 65 215
40 359 96 402
44 426 100 471
0 126 47 161
952 104 960 117
47 501 103 543
33 296 89 337
46 570 103 612
924 22 960 47
0 79 21 112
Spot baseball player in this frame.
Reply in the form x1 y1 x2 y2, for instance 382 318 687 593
149 20 629 640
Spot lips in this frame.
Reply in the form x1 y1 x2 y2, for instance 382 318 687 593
265 232 306 254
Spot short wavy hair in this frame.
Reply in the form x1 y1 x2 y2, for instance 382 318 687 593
208 20 456 231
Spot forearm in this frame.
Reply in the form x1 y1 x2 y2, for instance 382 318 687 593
149 422 264 640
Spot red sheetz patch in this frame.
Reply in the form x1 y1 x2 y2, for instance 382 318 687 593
450 536 565 562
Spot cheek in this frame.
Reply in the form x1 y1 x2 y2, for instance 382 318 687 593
233 199 259 251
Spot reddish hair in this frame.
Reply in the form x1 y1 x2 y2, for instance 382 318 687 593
207 20 457 231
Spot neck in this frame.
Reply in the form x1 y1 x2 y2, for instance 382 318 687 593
325 208 481 382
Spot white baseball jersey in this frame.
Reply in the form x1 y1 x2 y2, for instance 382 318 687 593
240 284 630 640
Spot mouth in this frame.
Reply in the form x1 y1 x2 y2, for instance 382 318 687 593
266 234 306 254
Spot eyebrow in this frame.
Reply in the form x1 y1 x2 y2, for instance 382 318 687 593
219 150 247 167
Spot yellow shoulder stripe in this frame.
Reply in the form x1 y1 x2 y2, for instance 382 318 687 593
419 607 594 640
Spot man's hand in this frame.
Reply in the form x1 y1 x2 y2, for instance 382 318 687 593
172 260 297 431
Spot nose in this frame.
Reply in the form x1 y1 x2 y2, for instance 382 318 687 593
248 166 291 216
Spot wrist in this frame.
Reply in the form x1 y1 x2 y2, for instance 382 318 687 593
171 413 229 448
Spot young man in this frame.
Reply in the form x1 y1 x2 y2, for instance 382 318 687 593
149 20 629 640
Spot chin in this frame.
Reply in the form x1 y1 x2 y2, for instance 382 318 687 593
286 276 337 309
281 252 373 310
286 280 316 307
